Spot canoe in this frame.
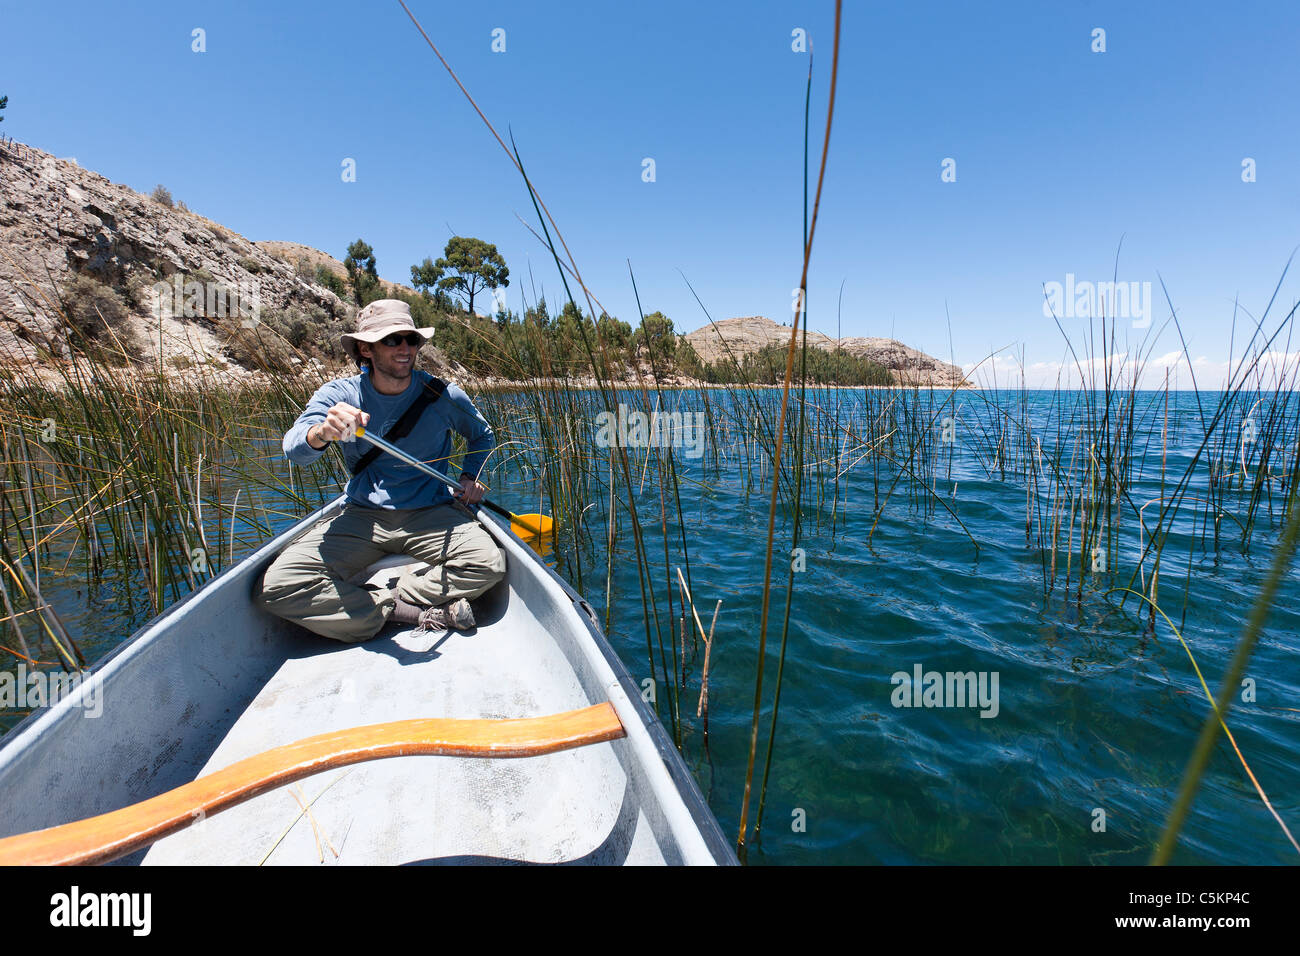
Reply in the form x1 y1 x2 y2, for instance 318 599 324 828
0 497 736 865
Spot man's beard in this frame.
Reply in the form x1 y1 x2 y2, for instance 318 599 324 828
373 355 414 381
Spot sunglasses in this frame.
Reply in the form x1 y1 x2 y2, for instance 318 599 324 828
378 332 423 347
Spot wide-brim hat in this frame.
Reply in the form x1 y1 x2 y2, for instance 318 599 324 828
341 299 435 362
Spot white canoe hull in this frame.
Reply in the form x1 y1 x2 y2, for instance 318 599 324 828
0 497 735 865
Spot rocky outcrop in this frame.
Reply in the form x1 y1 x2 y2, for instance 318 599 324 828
685 315 967 386
0 139 353 377
685 316 836 364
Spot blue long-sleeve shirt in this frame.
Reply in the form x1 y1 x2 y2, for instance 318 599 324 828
283 369 495 510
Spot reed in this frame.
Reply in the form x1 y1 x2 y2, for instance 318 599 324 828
3 0 1298 865
7 250 1298 846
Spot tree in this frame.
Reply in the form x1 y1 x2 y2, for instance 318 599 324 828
596 312 632 351
634 311 677 361
314 265 347 299
0 94 7 123
150 184 174 208
524 297 550 331
410 257 444 296
676 338 704 377
434 236 509 316
344 239 379 305
556 300 595 354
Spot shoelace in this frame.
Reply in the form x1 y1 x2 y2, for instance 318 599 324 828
416 607 449 632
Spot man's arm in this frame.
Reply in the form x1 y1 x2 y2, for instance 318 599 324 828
283 382 369 465
305 422 329 450
440 383 495 482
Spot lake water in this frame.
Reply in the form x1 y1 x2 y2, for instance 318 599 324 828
3 387 1297 864
553 387 1300 864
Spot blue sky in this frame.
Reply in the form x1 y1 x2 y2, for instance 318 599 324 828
4 0 1299 386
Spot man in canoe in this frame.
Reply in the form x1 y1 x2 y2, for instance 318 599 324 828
256 298 507 641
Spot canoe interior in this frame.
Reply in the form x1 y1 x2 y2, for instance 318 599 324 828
0 498 734 865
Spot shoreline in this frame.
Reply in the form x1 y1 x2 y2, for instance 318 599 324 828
2 359 1272 395
0 357 972 392
3 357 1267 395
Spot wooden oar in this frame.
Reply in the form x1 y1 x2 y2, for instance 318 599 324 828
353 426 554 539
0 703 623 866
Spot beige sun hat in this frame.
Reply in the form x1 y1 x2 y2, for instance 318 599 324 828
341 299 435 362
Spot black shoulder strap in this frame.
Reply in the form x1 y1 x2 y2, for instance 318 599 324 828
350 377 448 476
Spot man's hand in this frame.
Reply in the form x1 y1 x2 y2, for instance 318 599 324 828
307 403 370 449
455 474 486 505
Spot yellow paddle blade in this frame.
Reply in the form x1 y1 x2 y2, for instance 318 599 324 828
510 513 553 538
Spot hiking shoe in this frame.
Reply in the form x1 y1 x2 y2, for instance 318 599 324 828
417 598 475 632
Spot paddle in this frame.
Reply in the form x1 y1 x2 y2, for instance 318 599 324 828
352 426 553 539
0 704 623 865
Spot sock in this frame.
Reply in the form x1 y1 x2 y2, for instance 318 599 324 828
389 595 427 625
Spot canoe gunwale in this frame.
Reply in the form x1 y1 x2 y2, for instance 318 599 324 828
0 496 350 755
475 507 738 866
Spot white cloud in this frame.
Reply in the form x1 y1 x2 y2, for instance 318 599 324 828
956 349 1300 390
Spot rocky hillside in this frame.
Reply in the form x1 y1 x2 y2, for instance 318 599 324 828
685 316 967 387
0 139 463 380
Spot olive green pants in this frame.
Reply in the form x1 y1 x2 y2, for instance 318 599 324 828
256 502 507 643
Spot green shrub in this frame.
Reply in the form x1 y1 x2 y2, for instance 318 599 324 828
695 342 893 386
222 321 296 372
125 272 164 313
251 305 349 365
314 265 347 299
61 273 132 339
56 273 143 366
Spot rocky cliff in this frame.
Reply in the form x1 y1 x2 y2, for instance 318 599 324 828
684 315 966 387
0 139 457 380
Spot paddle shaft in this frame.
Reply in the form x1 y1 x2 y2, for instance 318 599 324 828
0 705 624 865
352 426 521 527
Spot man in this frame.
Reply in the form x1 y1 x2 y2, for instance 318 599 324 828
256 299 507 642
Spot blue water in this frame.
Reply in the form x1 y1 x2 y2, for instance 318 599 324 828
534 388 1300 864
4 388 1298 865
